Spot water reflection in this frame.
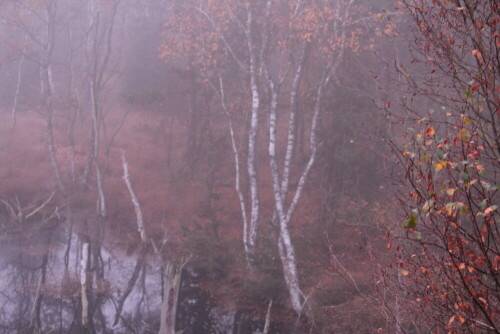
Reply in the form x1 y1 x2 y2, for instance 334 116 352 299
0 207 222 334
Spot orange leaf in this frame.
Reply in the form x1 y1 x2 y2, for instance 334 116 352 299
458 128 470 142
484 205 497 215
472 49 483 61
426 126 436 136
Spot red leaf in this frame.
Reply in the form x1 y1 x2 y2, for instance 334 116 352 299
425 126 436 136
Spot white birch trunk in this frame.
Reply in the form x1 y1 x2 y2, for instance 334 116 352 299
281 42 307 198
266 72 304 314
263 299 273 334
217 75 251 265
246 9 260 260
121 152 147 242
202 4 261 271
158 262 182 334
80 241 90 328
95 160 106 217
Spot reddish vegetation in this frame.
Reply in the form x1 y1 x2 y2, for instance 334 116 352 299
9 0 497 332
0 104 322 250
1 92 387 330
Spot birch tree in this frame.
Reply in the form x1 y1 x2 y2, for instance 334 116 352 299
2 0 67 194
262 0 355 316
162 0 263 269
161 0 359 316
121 152 190 334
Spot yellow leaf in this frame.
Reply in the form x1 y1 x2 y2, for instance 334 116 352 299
446 188 456 196
400 269 409 276
458 129 470 142
467 179 478 187
435 161 448 172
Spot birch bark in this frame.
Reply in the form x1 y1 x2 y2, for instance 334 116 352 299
158 262 182 334
40 2 66 194
80 239 91 329
245 8 260 263
121 152 187 333
261 0 352 315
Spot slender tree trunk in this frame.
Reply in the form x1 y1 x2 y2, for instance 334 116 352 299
28 253 48 334
11 33 28 129
80 237 91 330
263 299 273 334
245 9 260 266
46 111 66 194
41 2 66 194
113 259 143 326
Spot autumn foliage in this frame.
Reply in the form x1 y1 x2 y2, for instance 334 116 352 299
384 0 500 332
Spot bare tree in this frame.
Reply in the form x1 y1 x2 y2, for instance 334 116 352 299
121 151 191 334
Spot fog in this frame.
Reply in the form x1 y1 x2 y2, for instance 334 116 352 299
2 0 494 333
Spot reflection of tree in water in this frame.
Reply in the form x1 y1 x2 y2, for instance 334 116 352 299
0 0 419 332
0 194 235 334
176 268 215 333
